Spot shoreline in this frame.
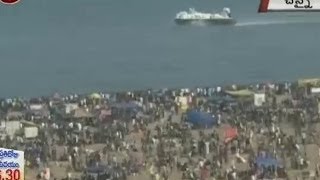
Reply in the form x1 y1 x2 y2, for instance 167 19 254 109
0 77 301 99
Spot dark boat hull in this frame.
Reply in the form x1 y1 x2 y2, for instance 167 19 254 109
175 18 236 25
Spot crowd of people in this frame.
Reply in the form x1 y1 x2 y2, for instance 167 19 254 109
1 78 320 180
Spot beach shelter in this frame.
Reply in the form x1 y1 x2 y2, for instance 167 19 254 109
225 89 254 97
110 101 141 120
224 126 238 143
186 110 216 128
89 93 102 99
255 154 283 168
298 78 320 87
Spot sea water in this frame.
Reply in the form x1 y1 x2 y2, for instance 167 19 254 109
0 0 320 97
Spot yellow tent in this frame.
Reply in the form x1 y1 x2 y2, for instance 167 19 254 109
225 89 254 97
298 78 320 87
89 93 102 99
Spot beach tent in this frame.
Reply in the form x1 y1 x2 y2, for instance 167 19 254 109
186 110 216 128
255 154 283 168
89 93 102 99
298 78 320 87
224 126 238 143
225 89 254 97
110 101 141 120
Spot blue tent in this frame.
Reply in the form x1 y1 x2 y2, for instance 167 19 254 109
110 102 141 120
255 154 283 168
186 110 216 128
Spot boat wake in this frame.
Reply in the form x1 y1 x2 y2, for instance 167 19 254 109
235 19 320 27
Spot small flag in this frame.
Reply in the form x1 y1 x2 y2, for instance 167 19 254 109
258 0 320 13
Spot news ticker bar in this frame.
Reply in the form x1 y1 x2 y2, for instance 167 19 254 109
259 0 320 13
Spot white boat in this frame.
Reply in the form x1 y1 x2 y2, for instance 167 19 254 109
174 7 236 25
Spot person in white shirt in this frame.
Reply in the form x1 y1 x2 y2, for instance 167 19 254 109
44 168 50 180
77 123 82 131
68 122 73 129
199 159 204 168
68 155 72 166
251 174 256 180
217 114 221 125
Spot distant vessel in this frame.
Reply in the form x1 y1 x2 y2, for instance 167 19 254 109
174 7 236 25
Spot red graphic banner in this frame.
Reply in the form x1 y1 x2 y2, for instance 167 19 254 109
1 0 20 5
